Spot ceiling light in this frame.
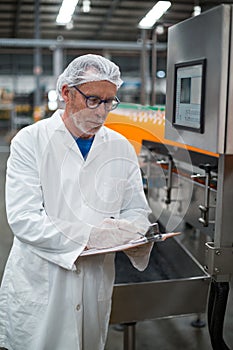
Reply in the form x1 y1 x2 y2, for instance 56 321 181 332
193 5 201 16
157 70 166 78
66 21 74 30
56 0 79 25
83 0 91 13
138 1 171 29
48 90 57 102
48 90 58 111
156 25 164 35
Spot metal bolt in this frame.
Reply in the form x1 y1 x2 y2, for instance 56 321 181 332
214 267 219 273
215 250 221 256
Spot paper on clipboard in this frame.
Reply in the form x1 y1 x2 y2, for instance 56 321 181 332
80 231 181 257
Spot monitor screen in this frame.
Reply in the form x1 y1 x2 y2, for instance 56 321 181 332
173 59 206 133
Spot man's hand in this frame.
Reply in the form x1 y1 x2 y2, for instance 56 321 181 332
124 241 153 257
86 218 145 250
124 242 154 271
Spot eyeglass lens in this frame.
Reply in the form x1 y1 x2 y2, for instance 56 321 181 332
73 86 119 111
86 97 119 110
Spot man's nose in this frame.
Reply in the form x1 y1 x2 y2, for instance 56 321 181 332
96 102 108 114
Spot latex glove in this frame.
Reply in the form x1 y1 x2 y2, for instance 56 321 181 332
86 218 144 250
124 242 154 271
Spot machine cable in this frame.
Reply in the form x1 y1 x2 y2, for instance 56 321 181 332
208 280 230 350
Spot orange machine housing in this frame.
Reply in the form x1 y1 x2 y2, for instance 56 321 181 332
105 103 218 157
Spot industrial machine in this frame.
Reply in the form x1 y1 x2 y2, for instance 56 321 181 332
164 5 233 349
109 5 233 350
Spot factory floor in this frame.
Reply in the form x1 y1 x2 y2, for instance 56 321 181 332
105 303 233 349
0 132 233 350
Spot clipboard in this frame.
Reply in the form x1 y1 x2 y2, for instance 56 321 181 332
80 230 181 257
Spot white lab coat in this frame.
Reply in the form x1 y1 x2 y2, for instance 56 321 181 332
0 109 151 350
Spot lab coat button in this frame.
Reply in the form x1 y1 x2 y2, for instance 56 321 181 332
76 268 81 275
76 304 81 311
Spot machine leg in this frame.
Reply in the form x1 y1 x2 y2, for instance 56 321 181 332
123 322 136 350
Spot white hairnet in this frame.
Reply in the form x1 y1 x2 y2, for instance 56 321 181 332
56 54 123 101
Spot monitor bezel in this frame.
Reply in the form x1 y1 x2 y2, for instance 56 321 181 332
172 58 206 134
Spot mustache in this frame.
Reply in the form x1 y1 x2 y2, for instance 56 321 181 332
70 111 106 122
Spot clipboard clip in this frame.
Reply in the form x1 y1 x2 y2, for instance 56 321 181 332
143 223 181 242
145 223 162 242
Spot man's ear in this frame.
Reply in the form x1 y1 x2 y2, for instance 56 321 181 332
61 85 70 103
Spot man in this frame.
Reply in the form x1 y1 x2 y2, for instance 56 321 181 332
0 54 152 350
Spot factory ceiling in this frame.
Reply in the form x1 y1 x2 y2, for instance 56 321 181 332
0 0 233 54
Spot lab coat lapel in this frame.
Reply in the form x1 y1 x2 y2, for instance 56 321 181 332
47 110 107 163
61 129 83 159
84 127 107 165
49 110 84 161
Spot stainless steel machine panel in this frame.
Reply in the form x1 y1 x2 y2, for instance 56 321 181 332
110 238 210 324
146 6 233 349
165 5 233 154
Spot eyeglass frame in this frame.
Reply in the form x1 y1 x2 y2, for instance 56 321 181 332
71 85 120 111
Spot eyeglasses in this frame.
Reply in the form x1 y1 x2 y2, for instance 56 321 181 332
72 86 120 111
